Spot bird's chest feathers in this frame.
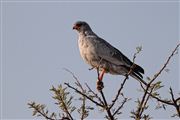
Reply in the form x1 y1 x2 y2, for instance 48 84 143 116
78 36 96 54
78 36 99 65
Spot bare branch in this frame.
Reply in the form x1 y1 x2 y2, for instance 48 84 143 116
110 47 144 110
64 82 104 108
85 83 104 106
170 87 180 117
135 43 180 119
149 43 180 85
139 85 155 117
112 97 130 117
99 90 114 120
135 83 151 119
140 83 174 105
109 75 129 109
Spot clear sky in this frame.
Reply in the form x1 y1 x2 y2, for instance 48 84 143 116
1 0 179 119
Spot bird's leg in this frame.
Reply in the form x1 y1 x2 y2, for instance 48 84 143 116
98 69 106 81
97 69 106 91
96 58 104 91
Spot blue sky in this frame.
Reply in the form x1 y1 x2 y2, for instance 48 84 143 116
0 0 179 119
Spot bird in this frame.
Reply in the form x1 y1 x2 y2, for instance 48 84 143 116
73 21 147 86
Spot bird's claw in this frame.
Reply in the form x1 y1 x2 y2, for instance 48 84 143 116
96 80 104 91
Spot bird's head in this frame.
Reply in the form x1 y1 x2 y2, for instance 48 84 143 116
73 21 92 33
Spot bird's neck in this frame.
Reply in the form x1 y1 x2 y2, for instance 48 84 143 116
79 30 96 37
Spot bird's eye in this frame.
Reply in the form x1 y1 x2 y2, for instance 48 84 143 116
76 23 82 27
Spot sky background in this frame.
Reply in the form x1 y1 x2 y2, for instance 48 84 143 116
0 0 179 119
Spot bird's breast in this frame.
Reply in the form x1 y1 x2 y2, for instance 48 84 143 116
78 37 100 67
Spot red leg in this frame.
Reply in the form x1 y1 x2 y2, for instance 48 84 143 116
98 69 106 81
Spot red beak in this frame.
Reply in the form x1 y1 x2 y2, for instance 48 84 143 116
73 24 79 30
73 25 76 30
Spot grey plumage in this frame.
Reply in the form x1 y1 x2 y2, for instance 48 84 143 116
73 21 146 85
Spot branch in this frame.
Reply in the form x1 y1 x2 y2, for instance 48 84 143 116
139 85 155 117
170 87 180 117
28 102 61 120
75 80 87 120
50 85 74 120
112 97 129 117
110 47 143 110
64 82 104 108
109 75 129 109
136 43 180 119
99 90 114 120
85 83 104 106
149 43 180 85
135 83 151 119
140 83 174 105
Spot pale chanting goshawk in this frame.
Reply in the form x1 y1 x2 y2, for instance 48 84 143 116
73 21 147 85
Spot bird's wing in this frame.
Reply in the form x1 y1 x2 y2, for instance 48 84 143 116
94 37 133 67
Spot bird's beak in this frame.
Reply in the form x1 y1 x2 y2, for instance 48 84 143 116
72 25 76 30
73 24 78 30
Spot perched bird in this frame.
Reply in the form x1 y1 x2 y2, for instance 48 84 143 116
73 21 147 85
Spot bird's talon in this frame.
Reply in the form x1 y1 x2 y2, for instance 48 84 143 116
96 80 104 91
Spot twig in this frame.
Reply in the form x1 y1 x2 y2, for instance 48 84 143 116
110 63 137 109
99 90 114 120
110 48 144 111
112 98 129 117
63 68 79 82
149 43 180 85
53 88 74 120
170 87 180 117
64 83 104 108
75 79 86 120
28 102 62 120
135 83 150 119
140 83 174 105
63 100 73 120
109 75 129 109
85 83 104 106
139 85 155 117
135 43 180 119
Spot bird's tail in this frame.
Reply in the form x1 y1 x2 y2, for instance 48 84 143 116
130 64 147 86
131 72 147 86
